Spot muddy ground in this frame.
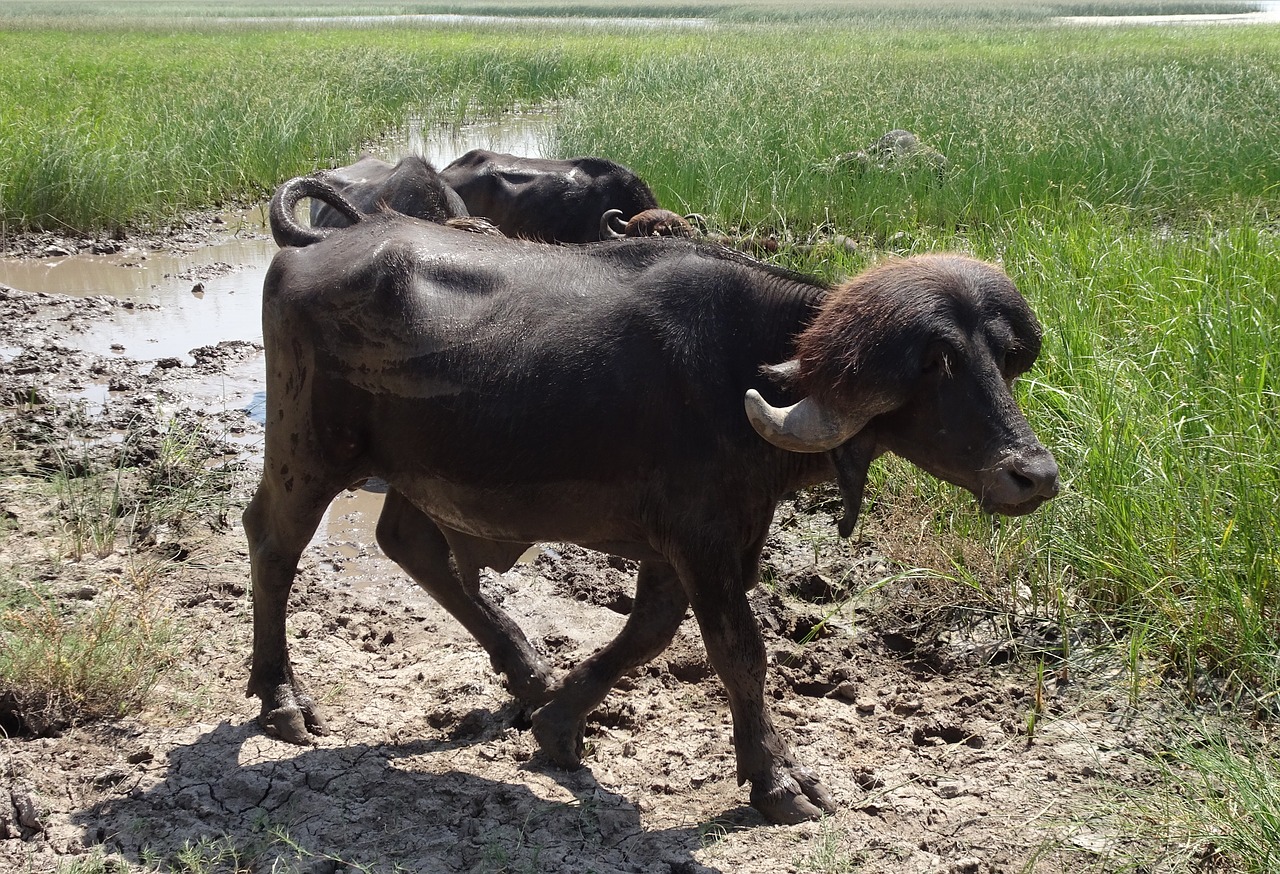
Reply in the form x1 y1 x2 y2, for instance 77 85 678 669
0 223 1186 873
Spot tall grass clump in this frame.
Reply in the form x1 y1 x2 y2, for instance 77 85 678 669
1122 722 1280 872
999 215 1280 697
0 578 182 736
0 24 620 233
556 25 1280 237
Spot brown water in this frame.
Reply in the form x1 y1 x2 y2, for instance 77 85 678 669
0 113 551 362
0 215 275 361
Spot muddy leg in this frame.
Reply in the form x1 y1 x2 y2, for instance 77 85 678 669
375 489 555 705
531 560 688 767
243 476 343 744
676 549 836 824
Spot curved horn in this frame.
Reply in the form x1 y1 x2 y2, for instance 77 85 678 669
744 390 868 453
600 208 628 240
268 175 364 249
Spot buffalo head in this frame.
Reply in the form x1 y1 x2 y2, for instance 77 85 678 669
746 254 1059 532
601 207 698 239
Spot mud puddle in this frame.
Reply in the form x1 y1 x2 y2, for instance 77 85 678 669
0 212 273 362
0 112 553 360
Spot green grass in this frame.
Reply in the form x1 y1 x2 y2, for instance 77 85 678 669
0 409 246 734
0 575 182 734
1002 216 1280 688
1109 720 1280 872
0 0 1263 23
556 26 1280 235
0 26 621 232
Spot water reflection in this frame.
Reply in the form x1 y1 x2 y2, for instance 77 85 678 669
411 112 553 169
0 113 553 362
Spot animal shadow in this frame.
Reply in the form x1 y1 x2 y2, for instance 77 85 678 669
72 719 726 873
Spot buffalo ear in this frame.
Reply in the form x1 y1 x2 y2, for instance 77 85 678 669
759 359 800 390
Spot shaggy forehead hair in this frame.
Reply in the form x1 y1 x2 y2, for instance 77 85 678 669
793 253 1043 406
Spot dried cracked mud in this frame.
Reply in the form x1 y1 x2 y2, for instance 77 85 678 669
0 223 1174 874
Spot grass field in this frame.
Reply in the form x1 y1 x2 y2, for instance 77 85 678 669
0 0 1265 21
2 3 1279 868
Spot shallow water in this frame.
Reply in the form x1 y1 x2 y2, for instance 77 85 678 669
0 113 553 362
1057 0 1280 24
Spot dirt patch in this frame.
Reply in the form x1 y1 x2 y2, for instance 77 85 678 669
0 212 236 262
0 232 1168 873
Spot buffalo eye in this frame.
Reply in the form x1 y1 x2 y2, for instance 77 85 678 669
1000 344 1032 381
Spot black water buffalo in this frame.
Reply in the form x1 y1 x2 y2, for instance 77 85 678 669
246 177 1060 824
307 153 468 228
438 148 685 243
601 207 697 239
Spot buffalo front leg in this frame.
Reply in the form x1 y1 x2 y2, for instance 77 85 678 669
677 552 837 825
375 490 555 705
243 476 341 744
531 559 689 767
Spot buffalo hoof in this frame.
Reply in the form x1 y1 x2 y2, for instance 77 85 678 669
529 703 585 769
258 683 328 744
750 766 837 825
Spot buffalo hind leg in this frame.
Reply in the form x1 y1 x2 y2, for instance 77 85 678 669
375 489 555 705
531 559 688 767
243 475 345 744
676 549 836 825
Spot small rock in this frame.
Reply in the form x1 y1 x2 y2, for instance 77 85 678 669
829 681 859 702
12 790 44 831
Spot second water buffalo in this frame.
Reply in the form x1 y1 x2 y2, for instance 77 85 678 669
308 153 468 228
439 148 691 242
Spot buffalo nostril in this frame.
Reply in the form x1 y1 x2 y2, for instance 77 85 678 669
1009 452 1060 499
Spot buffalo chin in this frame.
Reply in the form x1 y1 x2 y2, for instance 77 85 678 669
831 434 877 538
979 494 1052 517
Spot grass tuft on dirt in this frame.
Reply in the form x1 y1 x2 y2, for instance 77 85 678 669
0 579 182 737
